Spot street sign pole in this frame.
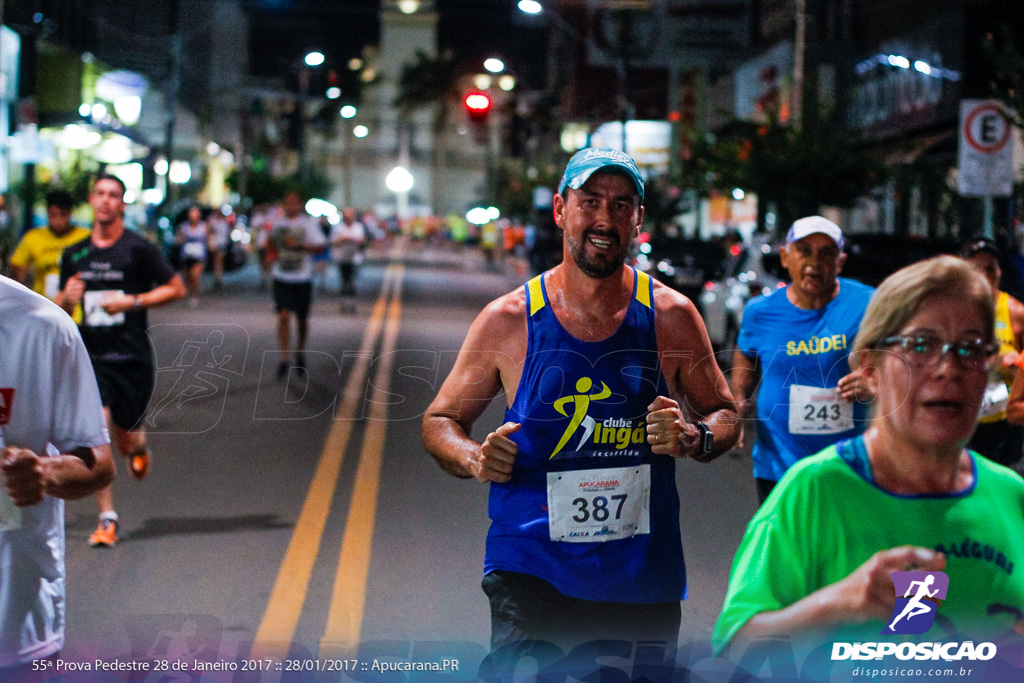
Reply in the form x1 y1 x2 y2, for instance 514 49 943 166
958 99 1013 239
984 196 994 238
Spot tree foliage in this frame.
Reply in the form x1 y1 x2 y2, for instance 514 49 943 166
675 108 886 230
983 25 1024 129
226 166 331 206
394 49 465 111
482 161 564 222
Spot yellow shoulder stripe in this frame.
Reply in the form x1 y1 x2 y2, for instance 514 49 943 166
635 270 652 309
528 275 546 316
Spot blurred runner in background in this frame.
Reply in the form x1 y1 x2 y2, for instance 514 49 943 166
57 174 185 547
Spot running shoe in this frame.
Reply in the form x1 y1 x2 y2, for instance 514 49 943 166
88 519 119 547
129 452 150 479
296 353 306 370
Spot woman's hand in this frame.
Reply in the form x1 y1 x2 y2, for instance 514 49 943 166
732 546 947 647
832 546 947 623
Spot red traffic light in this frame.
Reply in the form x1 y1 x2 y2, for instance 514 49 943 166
465 92 492 124
465 93 491 112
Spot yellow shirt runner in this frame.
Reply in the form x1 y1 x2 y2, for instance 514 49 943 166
10 226 92 299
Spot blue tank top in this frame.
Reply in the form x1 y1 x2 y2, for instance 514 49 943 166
484 268 687 603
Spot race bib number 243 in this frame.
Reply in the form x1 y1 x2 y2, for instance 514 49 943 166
788 384 854 434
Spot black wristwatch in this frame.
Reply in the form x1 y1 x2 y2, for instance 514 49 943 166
694 421 714 456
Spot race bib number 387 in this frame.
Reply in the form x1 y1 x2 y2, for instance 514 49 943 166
547 465 650 543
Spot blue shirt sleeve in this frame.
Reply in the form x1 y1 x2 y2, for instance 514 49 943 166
737 297 762 359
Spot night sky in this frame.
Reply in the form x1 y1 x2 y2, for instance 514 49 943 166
247 0 547 88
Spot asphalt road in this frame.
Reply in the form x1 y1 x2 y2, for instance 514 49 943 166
60 245 761 679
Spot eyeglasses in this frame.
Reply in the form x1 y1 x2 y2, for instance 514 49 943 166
878 334 998 373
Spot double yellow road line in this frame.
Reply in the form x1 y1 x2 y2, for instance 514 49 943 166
252 264 405 659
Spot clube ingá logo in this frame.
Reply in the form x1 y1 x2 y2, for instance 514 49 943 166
883 570 949 635
547 375 648 459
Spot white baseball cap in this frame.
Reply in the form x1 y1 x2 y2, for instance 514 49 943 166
786 215 844 251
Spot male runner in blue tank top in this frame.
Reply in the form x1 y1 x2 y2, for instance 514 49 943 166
422 149 740 668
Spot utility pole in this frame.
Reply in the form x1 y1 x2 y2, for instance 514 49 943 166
342 118 353 207
15 11 38 237
298 65 310 184
793 0 806 130
163 0 182 211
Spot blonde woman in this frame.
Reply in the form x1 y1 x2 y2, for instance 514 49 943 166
715 256 1024 654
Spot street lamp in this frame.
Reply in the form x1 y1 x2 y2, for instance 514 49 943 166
386 166 414 193
298 51 325 183
169 160 192 185
517 0 633 154
386 166 414 221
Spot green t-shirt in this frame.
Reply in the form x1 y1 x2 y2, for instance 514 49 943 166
714 436 1024 654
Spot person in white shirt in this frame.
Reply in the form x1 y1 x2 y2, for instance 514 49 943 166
329 208 367 314
0 275 114 673
251 204 278 291
207 212 231 290
266 189 327 378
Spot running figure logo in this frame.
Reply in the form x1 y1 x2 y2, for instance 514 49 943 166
148 330 232 427
550 376 612 458
146 324 249 433
883 571 949 635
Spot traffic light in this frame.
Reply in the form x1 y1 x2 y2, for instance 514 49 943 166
464 92 492 123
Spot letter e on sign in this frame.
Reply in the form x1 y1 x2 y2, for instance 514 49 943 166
958 99 1014 197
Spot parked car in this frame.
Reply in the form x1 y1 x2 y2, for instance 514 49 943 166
699 234 785 349
636 237 728 311
842 233 961 287
700 232 964 350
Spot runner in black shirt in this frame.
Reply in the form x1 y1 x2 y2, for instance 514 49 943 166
57 174 186 547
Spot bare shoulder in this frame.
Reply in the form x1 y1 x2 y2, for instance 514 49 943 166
651 278 702 334
464 285 528 352
649 276 726 406
1006 293 1024 343
1007 293 1024 319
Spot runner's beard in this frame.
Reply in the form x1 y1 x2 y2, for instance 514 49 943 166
567 229 634 279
